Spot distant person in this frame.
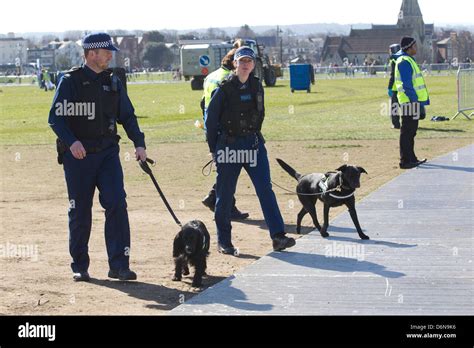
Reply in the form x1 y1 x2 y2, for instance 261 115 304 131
395 37 429 169
42 69 53 91
387 43 402 129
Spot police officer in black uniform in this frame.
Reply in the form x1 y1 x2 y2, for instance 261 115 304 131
48 33 147 282
205 46 295 254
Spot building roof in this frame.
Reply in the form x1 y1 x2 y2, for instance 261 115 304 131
322 36 343 57
0 37 26 41
349 28 413 39
339 27 414 55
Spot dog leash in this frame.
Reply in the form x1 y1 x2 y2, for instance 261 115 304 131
201 153 352 199
271 173 354 199
201 159 214 177
139 158 182 227
271 180 340 196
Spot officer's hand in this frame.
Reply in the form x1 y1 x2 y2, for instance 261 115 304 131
135 147 147 162
70 141 86 160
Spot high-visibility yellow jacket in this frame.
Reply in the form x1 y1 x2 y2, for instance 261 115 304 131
395 55 429 104
202 66 232 109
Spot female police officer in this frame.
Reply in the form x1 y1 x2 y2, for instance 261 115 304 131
205 46 295 255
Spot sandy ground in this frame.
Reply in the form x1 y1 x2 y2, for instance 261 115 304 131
0 137 472 315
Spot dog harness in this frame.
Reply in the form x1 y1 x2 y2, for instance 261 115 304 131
318 173 355 200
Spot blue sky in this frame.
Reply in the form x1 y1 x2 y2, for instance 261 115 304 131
1 0 472 33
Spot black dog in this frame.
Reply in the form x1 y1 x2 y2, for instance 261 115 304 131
277 159 369 240
172 220 210 288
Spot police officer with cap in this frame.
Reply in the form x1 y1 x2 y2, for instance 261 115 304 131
387 43 402 129
201 47 249 220
48 32 147 282
394 36 429 169
205 46 296 255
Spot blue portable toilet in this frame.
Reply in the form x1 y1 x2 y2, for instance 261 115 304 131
290 63 313 93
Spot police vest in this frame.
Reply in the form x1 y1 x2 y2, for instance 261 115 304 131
219 74 265 137
390 58 398 92
203 67 232 108
395 55 429 104
65 67 119 140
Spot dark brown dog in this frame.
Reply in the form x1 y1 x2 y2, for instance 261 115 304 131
172 220 210 288
277 159 369 240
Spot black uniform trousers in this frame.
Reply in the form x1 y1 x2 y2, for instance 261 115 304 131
400 103 425 165
390 91 401 128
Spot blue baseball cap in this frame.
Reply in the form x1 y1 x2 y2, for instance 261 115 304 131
82 32 119 51
390 44 401 54
234 46 256 61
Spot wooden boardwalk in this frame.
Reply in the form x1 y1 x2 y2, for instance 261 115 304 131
170 145 474 315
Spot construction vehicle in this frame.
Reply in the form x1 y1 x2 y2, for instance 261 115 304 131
180 39 281 90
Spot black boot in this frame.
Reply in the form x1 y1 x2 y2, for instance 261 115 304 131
202 188 216 212
230 206 249 220
272 234 296 251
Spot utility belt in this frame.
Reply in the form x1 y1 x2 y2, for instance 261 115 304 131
218 131 264 146
56 135 121 164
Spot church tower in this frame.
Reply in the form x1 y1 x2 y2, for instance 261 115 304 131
397 0 425 39
397 0 431 60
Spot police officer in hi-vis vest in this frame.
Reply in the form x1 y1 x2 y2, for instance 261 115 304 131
48 33 147 282
201 47 249 221
205 46 296 255
395 37 429 169
387 43 402 129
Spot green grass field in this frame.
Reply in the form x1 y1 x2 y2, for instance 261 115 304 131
0 76 472 146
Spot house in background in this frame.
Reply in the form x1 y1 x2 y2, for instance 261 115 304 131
321 0 434 65
0 35 28 66
435 31 474 63
27 48 55 69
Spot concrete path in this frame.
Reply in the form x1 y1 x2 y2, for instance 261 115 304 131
170 145 473 315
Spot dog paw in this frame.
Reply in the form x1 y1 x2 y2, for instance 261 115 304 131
182 270 190 276
191 282 202 288
360 234 370 240
321 232 330 238
172 276 181 281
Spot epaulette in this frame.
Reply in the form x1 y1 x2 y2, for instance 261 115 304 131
63 66 82 77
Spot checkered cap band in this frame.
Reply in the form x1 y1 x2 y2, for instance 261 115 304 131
82 39 114 49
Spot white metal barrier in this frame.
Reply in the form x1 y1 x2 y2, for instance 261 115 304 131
280 63 473 80
452 68 474 120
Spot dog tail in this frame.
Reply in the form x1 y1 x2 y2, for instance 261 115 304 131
276 158 301 181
